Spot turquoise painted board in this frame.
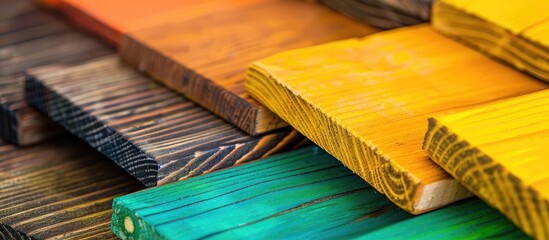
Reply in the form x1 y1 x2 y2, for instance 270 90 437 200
112 147 526 239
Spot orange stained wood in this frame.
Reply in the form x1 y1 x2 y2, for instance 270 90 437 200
246 25 548 214
424 89 549 239
57 0 267 45
433 0 549 82
120 0 378 135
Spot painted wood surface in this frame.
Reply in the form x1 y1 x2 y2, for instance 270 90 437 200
246 25 548 214
120 0 378 135
0 3 112 145
0 137 143 239
423 89 549 239
321 0 431 29
111 146 527 239
25 56 305 187
433 0 549 82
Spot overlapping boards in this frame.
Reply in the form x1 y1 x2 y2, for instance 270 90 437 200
0 138 143 239
424 90 549 239
26 57 304 187
0 1 112 145
433 0 549 82
111 147 526 240
246 25 548 213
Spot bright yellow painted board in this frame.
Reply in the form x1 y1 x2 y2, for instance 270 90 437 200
246 25 548 214
424 89 549 239
433 0 549 82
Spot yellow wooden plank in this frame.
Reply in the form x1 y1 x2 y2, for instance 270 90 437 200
246 24 548 214
423 89 549 239
432 0 549 82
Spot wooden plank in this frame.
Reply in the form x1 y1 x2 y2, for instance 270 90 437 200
111 146 526 239
246 25 548 213
56 0 267 45
0 138 143 239
423 90 549 239
432 0 549 82
25 56 305 187
0 6 113 145
119 0 378 135
321 0 431 29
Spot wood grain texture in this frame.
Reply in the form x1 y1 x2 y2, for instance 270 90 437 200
423 90 549 239
321 0 431 29
111 146 526 239
25 56 305 187
56 0 267 45
0 138 143 239
246 25 548 214
0 6 113 145
433 0 549 82
120 0 378 135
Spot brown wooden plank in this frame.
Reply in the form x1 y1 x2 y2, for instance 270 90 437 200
0 137 143 239
0 6 113 145
321 0 431 29
25 56 305 187
120 0 378 135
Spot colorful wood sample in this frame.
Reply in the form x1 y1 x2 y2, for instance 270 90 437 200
321 0 431 29
423 90 549 239
433 0 549 82
0 138 143 239
246 25 548 213
26 57 304 187
0 3 112 145
111 147 526 239
120 0 378 135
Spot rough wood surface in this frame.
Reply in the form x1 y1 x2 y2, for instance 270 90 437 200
246 25 548 214
120 0 378 135
111 146 526 239
423 89 549 239
26 56 305 187
433 0 549 82
0 6 112 145
321 0 431 29
0 138 143 239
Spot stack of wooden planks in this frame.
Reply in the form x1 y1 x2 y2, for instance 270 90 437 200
246 25 547 213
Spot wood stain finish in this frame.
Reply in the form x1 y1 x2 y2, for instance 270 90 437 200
246 25 548 213
424 90 549 239
120 0 378 135
433 0 549 82
111 147 526 239
25 57 305 187
0 138 143 239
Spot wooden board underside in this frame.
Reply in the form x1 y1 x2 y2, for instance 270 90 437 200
111 147 526 239
424 90 549 239
25 57 304 187
0 138 143 239
320 0 431 29
119 0 378 135
246 25 548 213
432 0 549 82
0 4 112 145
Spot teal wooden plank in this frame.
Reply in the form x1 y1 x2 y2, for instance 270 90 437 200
112 147 526 239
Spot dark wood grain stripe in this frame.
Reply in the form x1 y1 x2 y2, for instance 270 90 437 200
0 137 143 239
25 56 305 187
0 3 113 145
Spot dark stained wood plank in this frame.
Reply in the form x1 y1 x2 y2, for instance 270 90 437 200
111 146 526 239
320 0 431 29
120 0 378 135
25 56 305 187
0 5 113 145
0 137 143 239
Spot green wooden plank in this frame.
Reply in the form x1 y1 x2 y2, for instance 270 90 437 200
112 147 526 239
